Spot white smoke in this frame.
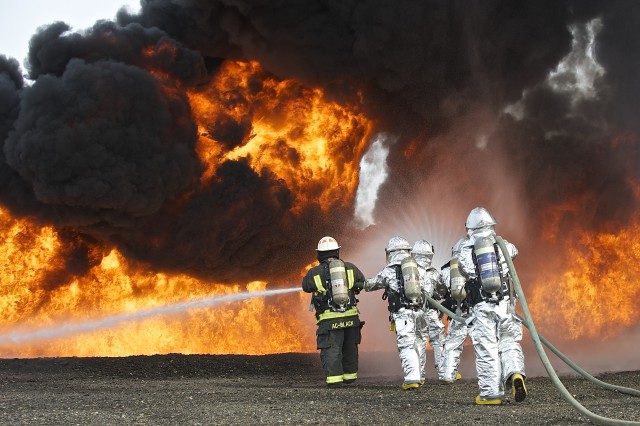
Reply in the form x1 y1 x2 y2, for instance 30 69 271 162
505 18 605 120
353 133 391 229
547 18 605 101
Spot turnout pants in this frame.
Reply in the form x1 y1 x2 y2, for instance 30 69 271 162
469 299 525 398
393 308 427 384
425 308 445 370
438 314 469 382
317 325 360 384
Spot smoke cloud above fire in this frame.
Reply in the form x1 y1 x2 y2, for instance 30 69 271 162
1 0 640 356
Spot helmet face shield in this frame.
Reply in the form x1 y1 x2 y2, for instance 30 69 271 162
413 253 433 267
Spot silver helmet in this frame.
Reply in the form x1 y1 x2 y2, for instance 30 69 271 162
411 239 434 256
465 207 497 230
386 236 412 253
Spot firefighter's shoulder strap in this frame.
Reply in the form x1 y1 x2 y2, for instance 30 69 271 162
322 260 332 291
394 263 403 285
383 264 404 313
309 262 331 314
381 264 402 301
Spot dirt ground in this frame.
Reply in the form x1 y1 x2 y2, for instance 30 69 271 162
0 352 638 425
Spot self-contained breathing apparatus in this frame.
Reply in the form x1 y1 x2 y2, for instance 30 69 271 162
468 237 509 305
382 256 423 314
329 259 350 309
310 259 353 313
449 256 468 315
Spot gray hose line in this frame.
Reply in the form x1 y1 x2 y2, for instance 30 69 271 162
423 293 465 323
495 236 640 425
424 292 640 398
514 312 640 398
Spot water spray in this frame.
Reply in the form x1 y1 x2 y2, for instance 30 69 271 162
0 287 302 345
424 236 639 426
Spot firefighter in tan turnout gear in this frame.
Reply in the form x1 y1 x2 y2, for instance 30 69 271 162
302 236 366 387
365 236 433 390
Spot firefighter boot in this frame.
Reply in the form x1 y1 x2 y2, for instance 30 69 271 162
402 382 420 390
343 372 357 385
511 373 527 402
475 395 502 405
438 372 462 385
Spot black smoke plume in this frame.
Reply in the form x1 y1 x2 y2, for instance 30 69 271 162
2 0 640 285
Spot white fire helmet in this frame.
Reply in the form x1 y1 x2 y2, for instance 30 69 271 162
465 207 497 230
411 239 434 257
316 236 340 251
386 236 412 253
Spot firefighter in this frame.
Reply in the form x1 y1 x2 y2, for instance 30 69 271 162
302 236 366 387
365 236 432 390
458 207 527 405
411 239 446 379
438 237 469 384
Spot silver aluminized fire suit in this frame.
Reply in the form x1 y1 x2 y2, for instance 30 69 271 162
413 252 446 374
458 226 525 400
365 247 432 387
437 240 471 383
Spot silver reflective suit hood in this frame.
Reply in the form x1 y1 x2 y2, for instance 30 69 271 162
413 253 433 269
388 249 411 266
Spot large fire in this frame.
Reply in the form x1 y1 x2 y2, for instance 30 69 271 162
2 50 638 357
528 211 640 340
0 59 374 358
189 60 372 211
0 206 316 357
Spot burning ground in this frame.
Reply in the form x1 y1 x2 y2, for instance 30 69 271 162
0 0 639 376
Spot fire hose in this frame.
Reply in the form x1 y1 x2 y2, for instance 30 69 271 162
422 236 640 425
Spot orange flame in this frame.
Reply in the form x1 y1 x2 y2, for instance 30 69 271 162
0 207 316 357
0 59 376 357
529 211 640 340
189 60 373 210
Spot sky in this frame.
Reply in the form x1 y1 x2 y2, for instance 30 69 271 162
0 0 141 70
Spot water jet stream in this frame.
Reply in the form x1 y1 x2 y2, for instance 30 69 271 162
0 287 302 345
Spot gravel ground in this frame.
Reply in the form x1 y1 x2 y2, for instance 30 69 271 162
0 353 638 425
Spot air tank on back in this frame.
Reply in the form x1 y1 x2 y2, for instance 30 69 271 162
401 256 421 304
329 259 350 308
473 237 502 295
450 256 467 302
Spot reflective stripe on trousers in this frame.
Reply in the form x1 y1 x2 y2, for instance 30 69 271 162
320 327 359 384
